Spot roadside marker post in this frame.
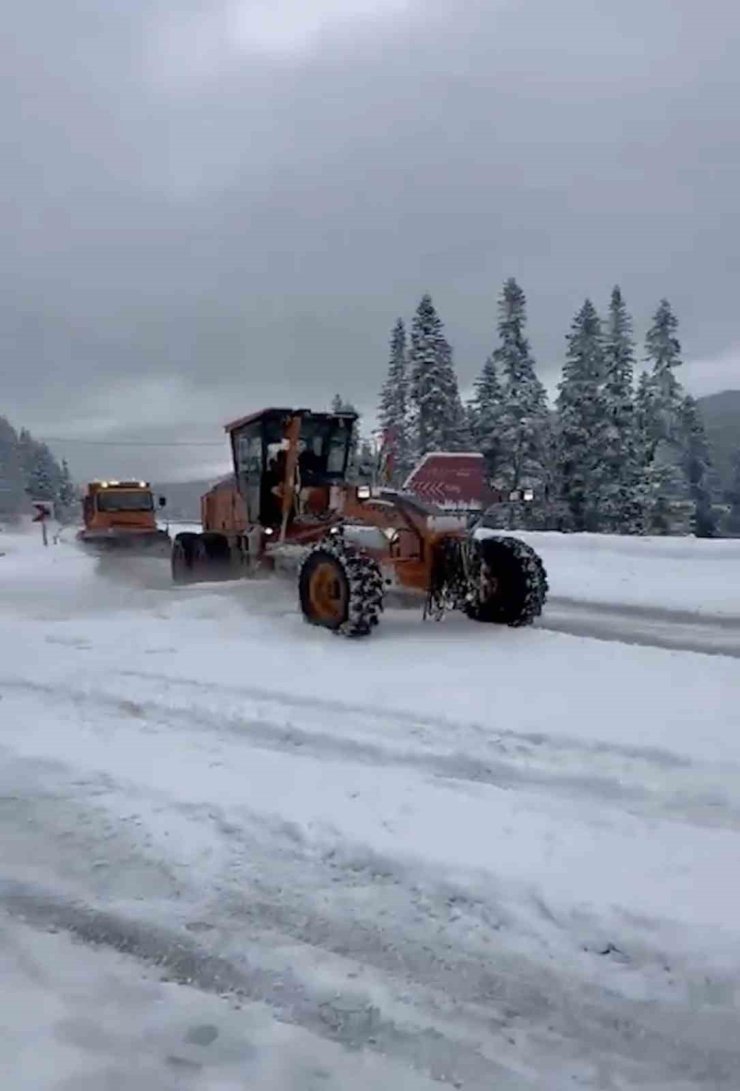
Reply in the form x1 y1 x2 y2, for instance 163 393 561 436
32 501 53 546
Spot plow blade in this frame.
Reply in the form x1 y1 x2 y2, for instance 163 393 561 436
76 529 171 557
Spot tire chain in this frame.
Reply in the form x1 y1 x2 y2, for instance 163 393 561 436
510 535 548 625
474 535 549 626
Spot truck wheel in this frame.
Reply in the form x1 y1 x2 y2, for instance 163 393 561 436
299 537 383 637
172 532 199 584
465 535 548 627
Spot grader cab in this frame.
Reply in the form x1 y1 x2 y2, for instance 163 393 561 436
171 407 548 637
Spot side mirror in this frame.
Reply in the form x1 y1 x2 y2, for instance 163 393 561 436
158 496 167 507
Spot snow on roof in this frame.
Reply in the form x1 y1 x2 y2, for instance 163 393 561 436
403 451 485 491
224 407 358 433
412 451 483 463
223 408 301 433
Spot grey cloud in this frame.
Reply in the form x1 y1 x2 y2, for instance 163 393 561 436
2 0 740 480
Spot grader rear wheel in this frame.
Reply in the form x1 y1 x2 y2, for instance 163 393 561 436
194 532 232 581
171 532 198 584
299 538 384 637
172 531 233 585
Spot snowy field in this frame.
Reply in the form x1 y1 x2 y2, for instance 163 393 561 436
1 523 740 1089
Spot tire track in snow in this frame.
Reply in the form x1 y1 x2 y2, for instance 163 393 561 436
1 757 738 1091
113 667 694 765
0 878 528 1090
0 767 529 1087
549 596 740 628
4 673 740 833
3 673 739 1085
539 597 740 658
2 776 739 1091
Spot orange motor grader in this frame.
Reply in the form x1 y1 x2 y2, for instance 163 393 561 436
171 407 547 637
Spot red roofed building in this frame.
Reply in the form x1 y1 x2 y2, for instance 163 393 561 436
403 452 505 512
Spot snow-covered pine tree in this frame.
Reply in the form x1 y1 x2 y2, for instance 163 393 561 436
492 279 550 517
57 459 78 523
408 294 465 458
356 437 376 483
464 399 480 448
469 355 502 476
0 417 25 519
377 318 412 484
437 335 471 452
642 300 686 449
408 295 443 459
637 299 692 534
678 395 717 537
556 298 607 532
634 373 676 534
598 287 644 533
330 396 360 480
723 448 740 536
18 430 62 503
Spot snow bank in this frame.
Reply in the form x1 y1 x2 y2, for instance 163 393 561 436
4 682 740 939
478 529 740 616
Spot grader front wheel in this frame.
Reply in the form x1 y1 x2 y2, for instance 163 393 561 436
466 535 548 627
305 557 348 627
299 539 383 637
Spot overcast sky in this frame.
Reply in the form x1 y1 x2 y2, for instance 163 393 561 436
2 0 739 482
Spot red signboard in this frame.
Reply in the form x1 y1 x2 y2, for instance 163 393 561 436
32 502 51 523
404 453 495 510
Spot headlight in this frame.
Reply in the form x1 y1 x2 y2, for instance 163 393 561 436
357 485 371 500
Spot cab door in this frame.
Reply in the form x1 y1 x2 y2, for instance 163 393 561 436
231 422 263 525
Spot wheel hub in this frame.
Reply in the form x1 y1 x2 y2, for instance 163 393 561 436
480 563 499 598
309 560 347 623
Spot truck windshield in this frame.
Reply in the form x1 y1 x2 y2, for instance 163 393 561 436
96 490 154 513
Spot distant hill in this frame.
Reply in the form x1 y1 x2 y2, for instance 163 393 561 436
697 390 740 492
154 479 214 522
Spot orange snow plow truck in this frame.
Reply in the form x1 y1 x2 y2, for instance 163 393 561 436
77 480 170 554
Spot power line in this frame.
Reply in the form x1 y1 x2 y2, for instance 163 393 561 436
42 437 224 448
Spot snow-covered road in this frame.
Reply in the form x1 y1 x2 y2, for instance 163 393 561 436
1 527 740 1089
539 597 740 657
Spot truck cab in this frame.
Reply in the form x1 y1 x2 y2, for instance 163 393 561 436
78 480 170 551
